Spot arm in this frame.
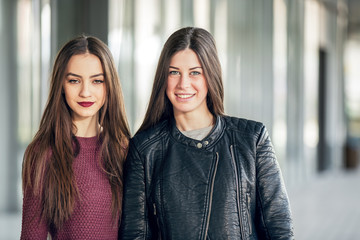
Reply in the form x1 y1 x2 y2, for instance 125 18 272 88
255 125 295 240
119 140 153 240
20 187 49 240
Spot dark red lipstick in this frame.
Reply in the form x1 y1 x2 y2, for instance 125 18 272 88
78 101 94 107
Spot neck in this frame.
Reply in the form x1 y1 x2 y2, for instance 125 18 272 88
174 110 214 132
73 116 99 137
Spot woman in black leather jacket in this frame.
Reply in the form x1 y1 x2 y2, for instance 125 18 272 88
119 27 294 240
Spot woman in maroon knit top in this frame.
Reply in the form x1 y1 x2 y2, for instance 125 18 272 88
21 36 130 239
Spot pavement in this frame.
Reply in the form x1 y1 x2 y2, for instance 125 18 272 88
287 168 360 240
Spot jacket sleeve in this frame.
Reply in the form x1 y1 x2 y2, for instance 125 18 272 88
119 139 153 240
255 125 295 239
20 186 49 240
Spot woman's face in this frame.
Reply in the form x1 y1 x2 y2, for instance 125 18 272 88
166 49 209 117
63 53 106 122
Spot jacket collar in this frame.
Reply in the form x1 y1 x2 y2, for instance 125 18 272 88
169 115 225 149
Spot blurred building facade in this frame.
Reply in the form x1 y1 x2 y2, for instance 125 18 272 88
0 0 358 238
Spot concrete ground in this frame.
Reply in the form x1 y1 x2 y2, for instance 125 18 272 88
287 168 360 240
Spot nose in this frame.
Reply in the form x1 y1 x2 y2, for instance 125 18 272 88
177 74 190 89
79 81 91 97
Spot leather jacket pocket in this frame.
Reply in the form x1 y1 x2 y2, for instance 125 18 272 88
246 192 253 235
231 145 253 238
153 203 162 240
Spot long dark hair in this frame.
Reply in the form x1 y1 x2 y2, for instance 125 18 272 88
22 35 130 229
137 27 224 133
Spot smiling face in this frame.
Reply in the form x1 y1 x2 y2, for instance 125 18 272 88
63 53 106 123
166 49 210 118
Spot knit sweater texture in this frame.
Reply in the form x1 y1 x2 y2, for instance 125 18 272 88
20 136 119 240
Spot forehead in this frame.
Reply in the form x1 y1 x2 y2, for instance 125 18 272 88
66 53 103 74
170 49 201 66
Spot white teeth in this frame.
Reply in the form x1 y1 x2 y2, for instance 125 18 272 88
177 94 193 99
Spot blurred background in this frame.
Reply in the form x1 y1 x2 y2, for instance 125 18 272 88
0 0 359 239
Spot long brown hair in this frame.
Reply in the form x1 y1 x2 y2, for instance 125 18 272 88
137 27 224 133
22 35 130 229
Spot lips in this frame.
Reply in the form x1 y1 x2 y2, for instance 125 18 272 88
175 93 195 100
176 94 194 98
78 101 94 107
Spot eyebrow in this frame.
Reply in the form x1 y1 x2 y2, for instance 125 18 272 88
169 66 202 70
66 72 104 78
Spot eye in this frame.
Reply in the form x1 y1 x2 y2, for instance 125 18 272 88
190 71 201 76
169 71 180 75
68 79 80 84
93 79 104 84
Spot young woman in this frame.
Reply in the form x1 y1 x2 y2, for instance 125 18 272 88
119 27 294 239
21 36 130 239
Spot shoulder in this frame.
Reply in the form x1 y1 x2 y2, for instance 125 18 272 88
130 119 170 151
222 115 265 137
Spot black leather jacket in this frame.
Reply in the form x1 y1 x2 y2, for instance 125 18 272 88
119 116 294 240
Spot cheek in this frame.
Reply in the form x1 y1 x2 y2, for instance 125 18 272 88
203 85 209 96
100 88 106 104
197 79 208 96
165 79 172 97
63 87 73 103
165 88 171 102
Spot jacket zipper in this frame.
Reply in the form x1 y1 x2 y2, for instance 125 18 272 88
230 145 246 240
203 152 219 240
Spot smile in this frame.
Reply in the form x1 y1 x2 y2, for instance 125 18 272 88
176 94 195 99
78 101 94 107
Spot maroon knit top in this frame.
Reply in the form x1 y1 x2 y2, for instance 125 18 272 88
20 136 119 240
